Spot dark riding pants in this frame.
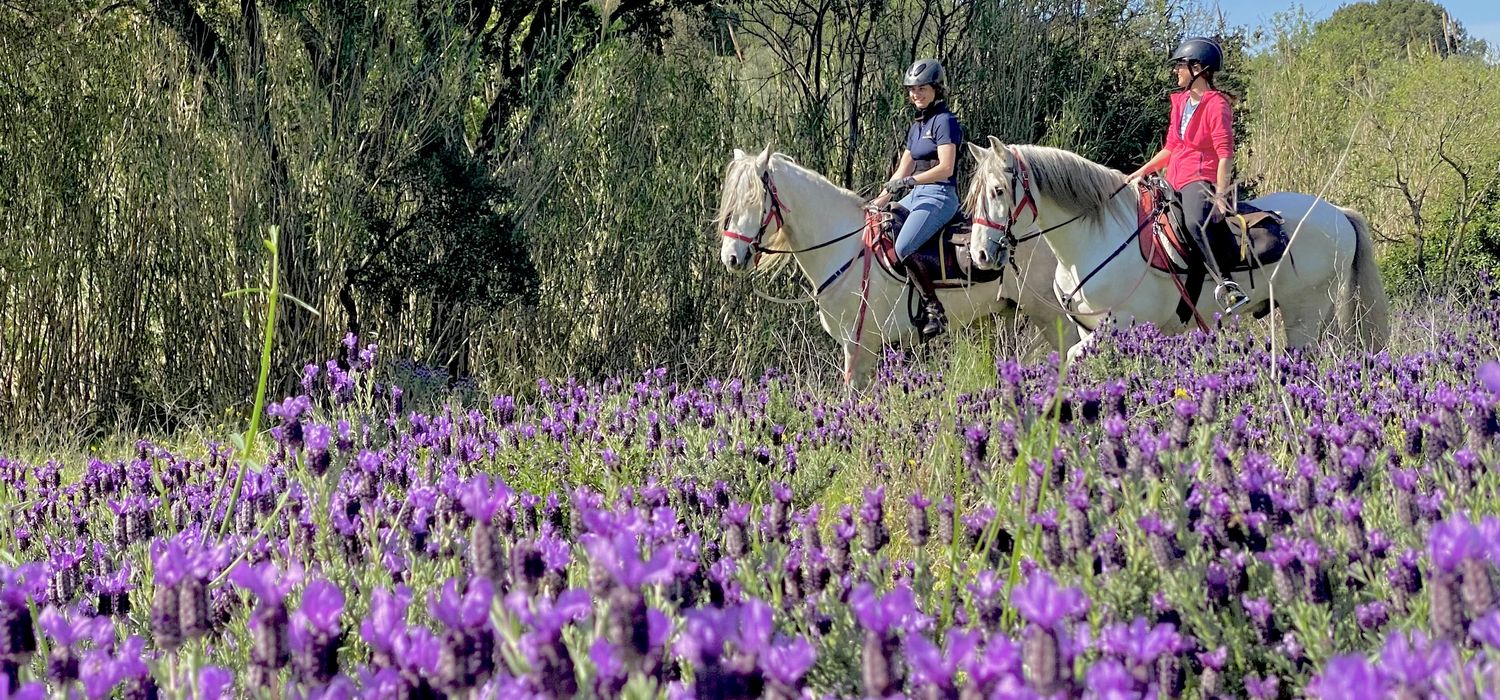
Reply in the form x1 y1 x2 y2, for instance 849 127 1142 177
1179 180 1228 276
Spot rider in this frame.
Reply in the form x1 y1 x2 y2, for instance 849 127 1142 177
1127 37 1248 312
873 58 964 339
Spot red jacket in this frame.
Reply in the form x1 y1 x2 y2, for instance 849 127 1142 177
1165 89 1233 190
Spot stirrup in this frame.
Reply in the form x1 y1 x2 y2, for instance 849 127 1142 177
1214 281 1249 312
920 302 947 340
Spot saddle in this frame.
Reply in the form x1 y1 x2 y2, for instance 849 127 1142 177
1138 180 1290 275
868 205 1006 288
1136 179 1291 325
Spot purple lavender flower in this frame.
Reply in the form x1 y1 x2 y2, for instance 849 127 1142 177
581 532 676 590
458 474 515 527
229 561 303 617
963 635 1022 692
430 577 493 633
38 606 108 684
508 588 592 644
391 625 442 682
962 423 989 473
674 605 739 666
507 589 592 695
1429 514 1484 574
1082 658 1136 699
1473 610 1500 648
1480 361 1500 395
904 628 979 691
195 667 233 700
0 677 44 698
849 582 923 637
1011 571 1089 630
359 585 412 667
1245 674 1280 699
1099 618 1180 669
41 607 108 649
591 638 627 696
858 486 889 554
1197 645 1227 696
290 579 345 684
761 636 816 689
1379 629 1457 694
1308 655 1383 700
908 491 931 548
967 571 1006 626
267 395 312 448
1356 602 1389 632
230 561 303 676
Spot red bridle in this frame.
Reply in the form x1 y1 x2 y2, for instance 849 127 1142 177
971 147 1039 244
720 172 787 248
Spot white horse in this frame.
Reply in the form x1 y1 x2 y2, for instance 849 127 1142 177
716 146 1079 387
964 138 1390 363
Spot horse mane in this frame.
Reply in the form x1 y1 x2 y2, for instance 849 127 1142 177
968 144 1127 220
715 151 863 274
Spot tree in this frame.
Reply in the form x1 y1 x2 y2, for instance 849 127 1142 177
143 0 710 381
1315 0 1477 64
1246 7 1500 293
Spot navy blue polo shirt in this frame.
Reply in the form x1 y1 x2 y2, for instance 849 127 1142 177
905 102 963 187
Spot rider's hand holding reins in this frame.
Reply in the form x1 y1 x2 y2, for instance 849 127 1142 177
883 176 917 198
1210 189 1234 222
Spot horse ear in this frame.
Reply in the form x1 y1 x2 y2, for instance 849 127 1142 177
987 135 1007 151
733 148 746 160
966 141 987 161
755 146 772 170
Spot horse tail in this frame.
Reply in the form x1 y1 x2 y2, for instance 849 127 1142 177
1338 208 1390 353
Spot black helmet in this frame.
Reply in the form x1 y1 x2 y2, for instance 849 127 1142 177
1169 37 1223 72
903 58 946 88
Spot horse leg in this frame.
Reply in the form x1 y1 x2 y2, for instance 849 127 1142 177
1062 311 1115 365
1281 298 1335 350
1051 317 1083 356
1065 326 1099 366
843 341 879 389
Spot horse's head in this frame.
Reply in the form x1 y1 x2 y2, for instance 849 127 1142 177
965 136 1037 271
716 146 781 273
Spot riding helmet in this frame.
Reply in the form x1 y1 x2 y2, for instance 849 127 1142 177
903 58 946 88
1169 37 1223 72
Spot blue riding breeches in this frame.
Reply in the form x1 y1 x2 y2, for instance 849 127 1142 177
895 184 960 261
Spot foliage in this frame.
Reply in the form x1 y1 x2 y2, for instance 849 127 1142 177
1316 0 1480 63
4 0 1492 443
1243 4 1500 296
0 0 1219 438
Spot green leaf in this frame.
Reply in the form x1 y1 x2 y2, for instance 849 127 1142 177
279 292 321 316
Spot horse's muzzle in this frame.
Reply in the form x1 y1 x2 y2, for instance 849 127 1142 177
972 238 1004 270
721 247 753 272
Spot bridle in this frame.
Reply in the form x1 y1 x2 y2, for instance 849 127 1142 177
968 146 1154 329
716 166 888 361
719 171 787 250
971 147 1129 258
970 148 1040 265
719 169 868 261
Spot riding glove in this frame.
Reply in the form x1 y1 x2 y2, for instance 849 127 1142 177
884 176 917 197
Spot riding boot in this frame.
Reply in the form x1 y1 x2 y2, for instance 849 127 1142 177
904 256 947 339
1186 217 1248 312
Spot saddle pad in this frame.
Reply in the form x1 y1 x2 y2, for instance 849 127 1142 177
874 207 1005 287
1138 183 1289 273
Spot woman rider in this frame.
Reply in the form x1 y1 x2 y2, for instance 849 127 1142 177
872 58 963 339
1127 37 1248 311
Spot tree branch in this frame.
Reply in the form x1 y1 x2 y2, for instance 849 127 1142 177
147 0 231 82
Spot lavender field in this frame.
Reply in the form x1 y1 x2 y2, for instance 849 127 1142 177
2 282 1499 700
